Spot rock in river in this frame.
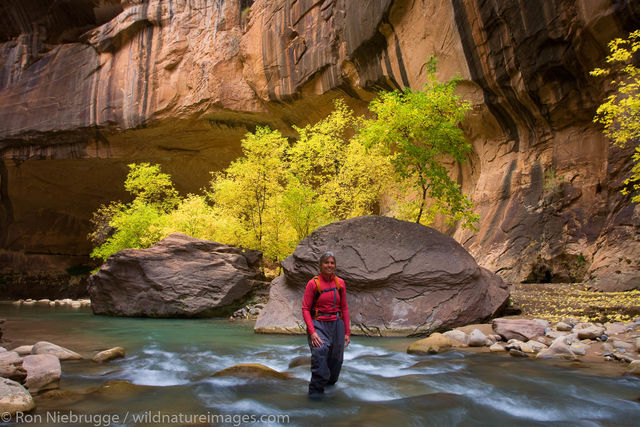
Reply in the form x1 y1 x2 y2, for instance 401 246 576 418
0 378 35 415
32 341 82 360
89 234 262 317
256 216 509 336
22 354 61 393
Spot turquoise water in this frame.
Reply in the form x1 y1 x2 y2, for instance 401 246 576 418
1 303 640 426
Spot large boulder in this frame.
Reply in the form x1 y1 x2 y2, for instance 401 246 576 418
89 234 262 317
32 341 82 360
255 216 509 336
0 378 35 415
22 354 61 394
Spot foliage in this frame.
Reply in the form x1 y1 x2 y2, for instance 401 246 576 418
591 29 640 202
90 163 180 262
123 163 180 211
358 56 478 229
90 199 165 261
209 127 292 260
152 194 218 240
511 283 640 323
288 100 393 222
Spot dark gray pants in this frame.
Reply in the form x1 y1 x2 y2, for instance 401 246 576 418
308 318 345 395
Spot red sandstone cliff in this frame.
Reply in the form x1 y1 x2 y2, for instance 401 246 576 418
0 0 638 290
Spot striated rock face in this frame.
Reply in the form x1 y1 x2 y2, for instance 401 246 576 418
255 216 509 336
88 233 262 317
1 0 639 290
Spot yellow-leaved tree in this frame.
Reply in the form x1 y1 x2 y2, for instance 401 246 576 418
591 29 640 202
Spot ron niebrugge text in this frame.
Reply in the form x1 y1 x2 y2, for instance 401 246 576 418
10 411 291 426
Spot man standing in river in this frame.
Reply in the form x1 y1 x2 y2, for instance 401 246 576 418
302 251 351 399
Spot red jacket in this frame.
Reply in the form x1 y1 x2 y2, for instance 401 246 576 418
302 274 350 336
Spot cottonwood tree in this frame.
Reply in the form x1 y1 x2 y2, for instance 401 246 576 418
591 29 640 202
89 163 180 261
358 57 478 229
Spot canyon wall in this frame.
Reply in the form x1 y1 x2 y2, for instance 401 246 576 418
0 0 638 290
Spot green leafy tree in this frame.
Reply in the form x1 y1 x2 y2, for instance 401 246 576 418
153 194 218 240
90 199 165 261
591 29 640 202
90 163 180 261
209 127 290 260
358 57 478 229
123 163 180 211
289 99 393 220
281 177 327 240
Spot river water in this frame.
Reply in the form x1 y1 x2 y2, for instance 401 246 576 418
1 303 640 426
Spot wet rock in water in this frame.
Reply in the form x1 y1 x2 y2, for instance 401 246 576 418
11 345 33 356
212 363 291 380
32 341 82 360
443 330 468 345
493 318 546 341
509 349 528 358
89 233 262 317
536 337 577 360
467 329 489 347
22 354 61 393
407 333 454 355
92 347 125 363
288 356 311 369
0 378 35 415
628 360 640 375
257 216 509 336
556 321 573 332
93 380 153 400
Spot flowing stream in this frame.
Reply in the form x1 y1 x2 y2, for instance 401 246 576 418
1 303 640 426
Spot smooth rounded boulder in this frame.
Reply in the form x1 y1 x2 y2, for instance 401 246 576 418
0 378 35 415
22 354 61 393
89 233 262 317
255 216 509 336
92 347 125 363
32 341 82 360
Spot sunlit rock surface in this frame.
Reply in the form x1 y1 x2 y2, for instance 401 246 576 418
1 0 639 290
